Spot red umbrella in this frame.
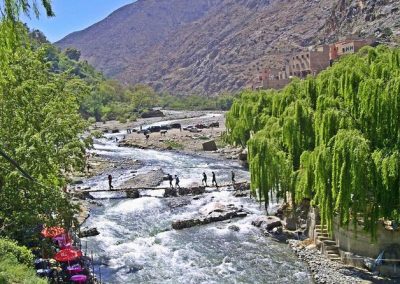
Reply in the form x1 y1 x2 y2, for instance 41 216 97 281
54 248 83 262
41 226 66 238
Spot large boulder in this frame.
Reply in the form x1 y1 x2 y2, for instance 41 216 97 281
126 189 140 199
233 191 248 197
172 203 248 230
178 186 205 196
233 182 250 191
199 202 227 215
79 227 100 238
239 149 248 161
164 187 178 197
202 140 218 151
251 215 282 231
141 109 165 118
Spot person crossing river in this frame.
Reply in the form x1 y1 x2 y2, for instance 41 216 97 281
202 172 208 186
167 174 173 188
212 171 218 188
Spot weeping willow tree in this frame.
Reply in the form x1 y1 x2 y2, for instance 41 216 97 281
0 0 54 21
226 45 400 236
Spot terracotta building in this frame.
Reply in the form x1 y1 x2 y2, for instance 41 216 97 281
248 38 374 91
249 68 290 90
288 45 330 78
329 38 375 61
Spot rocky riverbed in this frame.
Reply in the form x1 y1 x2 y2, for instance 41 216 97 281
289 240 397 284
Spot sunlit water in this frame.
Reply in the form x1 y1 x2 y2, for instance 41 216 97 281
80 124 312 283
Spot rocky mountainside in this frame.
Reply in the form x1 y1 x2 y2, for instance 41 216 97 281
56 0 400 96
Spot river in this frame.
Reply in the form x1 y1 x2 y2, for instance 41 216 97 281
79 120 312 283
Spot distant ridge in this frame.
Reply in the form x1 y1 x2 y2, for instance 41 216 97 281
57 0 400 96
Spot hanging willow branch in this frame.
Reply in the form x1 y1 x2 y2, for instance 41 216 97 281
225 45 400 237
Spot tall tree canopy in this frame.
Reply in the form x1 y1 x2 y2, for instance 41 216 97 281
226 45 400 236
0 16 88 242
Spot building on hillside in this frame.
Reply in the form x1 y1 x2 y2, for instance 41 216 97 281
329 38 375 62
288 45 330 78
247 38 375 91
249 68 290 90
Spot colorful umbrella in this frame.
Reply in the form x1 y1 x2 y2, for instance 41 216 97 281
54 248 83 262
41 227 65 238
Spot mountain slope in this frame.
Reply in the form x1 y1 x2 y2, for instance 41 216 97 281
56 0 400 95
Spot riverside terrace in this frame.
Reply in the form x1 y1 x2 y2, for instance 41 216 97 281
34 226 102 283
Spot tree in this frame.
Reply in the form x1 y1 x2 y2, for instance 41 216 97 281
0 22 88 242
0 0 54 21
130 84 158 111
65 47 81 61
226 45 400 236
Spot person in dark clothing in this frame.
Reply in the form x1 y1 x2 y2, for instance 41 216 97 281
202 172 208 186
231 171 236 184
167 174 173 188
175 175 180 188
108 174 113 190
212 172 218 188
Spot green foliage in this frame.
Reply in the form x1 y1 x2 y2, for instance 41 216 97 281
64 47 80 61
91 130 103 139
0 0 54 22
0 238 33 267
158 93 236 111
0 21 86 243
0 238 45 284
0 257 47 284
226 45 400 235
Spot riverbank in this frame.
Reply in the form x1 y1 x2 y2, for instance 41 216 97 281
289 240 396 284
91 110 245 161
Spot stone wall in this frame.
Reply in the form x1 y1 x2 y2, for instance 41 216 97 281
333 220 400 258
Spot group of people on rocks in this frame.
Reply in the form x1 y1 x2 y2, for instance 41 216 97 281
167 174 180 188
108 171 236 190
205 171 235 187
166 171 236 189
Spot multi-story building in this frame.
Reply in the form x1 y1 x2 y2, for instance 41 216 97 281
248 38 374 91
329 38 375 62
249 68 290 90
288 45 330 78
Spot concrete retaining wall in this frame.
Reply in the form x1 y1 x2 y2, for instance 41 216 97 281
333 220 400 258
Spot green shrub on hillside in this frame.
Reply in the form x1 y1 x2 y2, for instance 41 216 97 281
0 239 45 284
0 239 33 267
0 257 47 284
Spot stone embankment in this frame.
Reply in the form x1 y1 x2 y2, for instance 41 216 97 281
289 240 396 284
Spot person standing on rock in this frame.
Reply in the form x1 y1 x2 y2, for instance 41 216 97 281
231 171 236 185
212 171 218 188
108 174 113 190
175 175 180 188
167 174 173 188
202 172 208 186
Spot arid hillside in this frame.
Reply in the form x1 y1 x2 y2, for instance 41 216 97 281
57 0 400 95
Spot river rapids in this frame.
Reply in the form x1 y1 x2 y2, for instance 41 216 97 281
79 120 312 284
